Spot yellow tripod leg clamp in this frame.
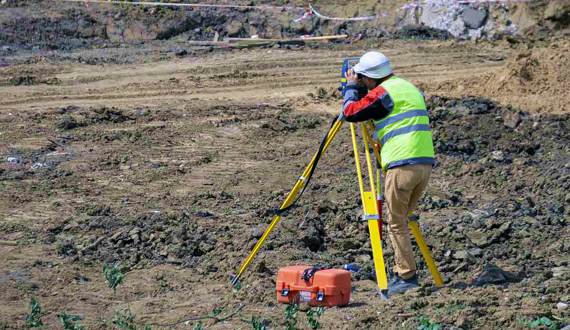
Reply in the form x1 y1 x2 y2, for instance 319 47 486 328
408 216 444 287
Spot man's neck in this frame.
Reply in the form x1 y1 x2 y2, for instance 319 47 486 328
375 74 394 87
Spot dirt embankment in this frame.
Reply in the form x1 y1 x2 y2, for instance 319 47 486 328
431 41 570 114
0 0 568 55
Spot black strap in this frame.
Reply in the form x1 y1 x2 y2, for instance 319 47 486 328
301 265 327 281
273 116 338 216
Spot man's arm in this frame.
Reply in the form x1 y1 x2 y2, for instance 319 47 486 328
342 83 394 122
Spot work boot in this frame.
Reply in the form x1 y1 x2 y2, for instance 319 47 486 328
388 274 419 296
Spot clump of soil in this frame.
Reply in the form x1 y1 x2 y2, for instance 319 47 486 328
395 25 453 40
432 41 570 114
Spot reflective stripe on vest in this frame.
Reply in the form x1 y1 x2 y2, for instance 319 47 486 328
373 76 435 170
374 109 428 132
380 123 431 145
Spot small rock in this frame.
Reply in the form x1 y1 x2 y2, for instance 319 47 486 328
551 266 568 278
195 210 214 218
175 49 188 57
495 221 511 237
74 273 90 284
129 228 141 240
226 20 243 37
110 230 124 241
490 150 505 162
63 222 79 231
251 225 264 239
31 162 48 170
6 156 21 164
502 110 522 128
468 248 483 257
556 302 568 310
453 250 471 260
317 199 338 214
467 230 492 247
355 254 371 264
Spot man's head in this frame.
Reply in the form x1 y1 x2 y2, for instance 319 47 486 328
353 51 393 90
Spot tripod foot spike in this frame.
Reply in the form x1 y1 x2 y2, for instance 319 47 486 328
229 274 241 290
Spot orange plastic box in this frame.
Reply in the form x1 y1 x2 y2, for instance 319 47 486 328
276 265 351 307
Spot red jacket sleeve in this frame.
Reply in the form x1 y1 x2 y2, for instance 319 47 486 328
342 85 393 122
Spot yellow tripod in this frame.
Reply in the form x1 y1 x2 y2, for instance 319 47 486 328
349 122 443 293
232 116 443 294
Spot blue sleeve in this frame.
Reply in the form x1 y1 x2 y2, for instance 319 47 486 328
342 83 360 109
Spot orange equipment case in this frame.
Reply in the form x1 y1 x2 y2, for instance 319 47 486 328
276 265 351 307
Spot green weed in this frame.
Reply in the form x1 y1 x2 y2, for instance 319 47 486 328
112 309 136 330
25 297 43 328
417 316 442 330
250 316 268 330
527 316 558 330
103 263 125 294
210 307 223 317
284 303 299 330
58 312 84 330
306 307 325 329
111 309 152 330
192 321 203 330
154 273 170 294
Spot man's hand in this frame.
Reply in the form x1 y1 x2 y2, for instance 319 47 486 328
346 68 358 84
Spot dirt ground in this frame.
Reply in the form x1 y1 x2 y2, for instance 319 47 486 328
1 3 569 329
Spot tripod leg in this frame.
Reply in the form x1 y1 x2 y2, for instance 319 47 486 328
350 123 388 291
232 119 344 286
363 192 388 291
408 218 444 287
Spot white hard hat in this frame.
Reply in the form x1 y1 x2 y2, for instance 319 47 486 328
353 51 392 79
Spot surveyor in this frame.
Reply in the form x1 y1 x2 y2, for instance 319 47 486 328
340 51 435 295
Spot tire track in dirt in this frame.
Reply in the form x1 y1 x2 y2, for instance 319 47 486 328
0 44 509 111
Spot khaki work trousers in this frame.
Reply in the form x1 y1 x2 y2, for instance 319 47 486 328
384 164 432 279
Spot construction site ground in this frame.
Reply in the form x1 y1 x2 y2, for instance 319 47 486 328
1 38 569 329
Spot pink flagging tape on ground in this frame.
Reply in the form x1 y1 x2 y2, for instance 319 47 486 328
58 0 305 12
308 4 378 22
61 0 381 23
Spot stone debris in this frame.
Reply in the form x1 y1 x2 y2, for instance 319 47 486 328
473 264 521 286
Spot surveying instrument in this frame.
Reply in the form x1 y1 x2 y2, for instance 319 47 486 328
231 58 444 297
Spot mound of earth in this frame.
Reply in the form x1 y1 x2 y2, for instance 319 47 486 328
431 40 570 114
